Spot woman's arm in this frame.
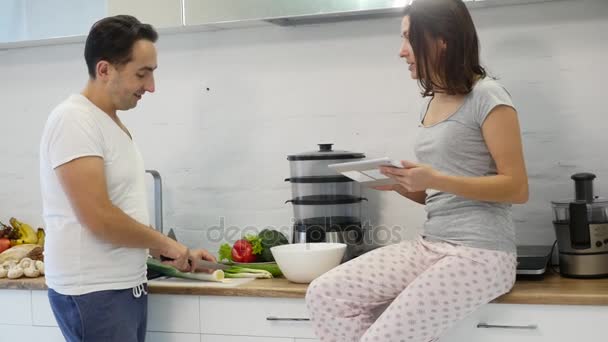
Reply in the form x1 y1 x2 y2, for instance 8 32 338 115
374 184 427 204
381 105 529 204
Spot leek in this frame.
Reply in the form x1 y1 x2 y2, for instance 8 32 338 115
224 266 273 279
147 258 224 282
224 262 282 277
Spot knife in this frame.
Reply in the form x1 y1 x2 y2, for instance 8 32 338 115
167 228 178 241
191 258 230 271
161 228 230 271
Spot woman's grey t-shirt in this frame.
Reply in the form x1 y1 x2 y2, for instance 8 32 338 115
414 77 517 254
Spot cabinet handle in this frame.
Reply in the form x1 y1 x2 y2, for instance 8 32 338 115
477 323 538 330
266 316 311 321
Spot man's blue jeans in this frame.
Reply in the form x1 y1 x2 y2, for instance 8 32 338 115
48 284 148 342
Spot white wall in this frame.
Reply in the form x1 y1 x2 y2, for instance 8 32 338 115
0 0 606 254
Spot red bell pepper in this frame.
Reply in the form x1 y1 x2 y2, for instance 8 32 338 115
231 239 257 263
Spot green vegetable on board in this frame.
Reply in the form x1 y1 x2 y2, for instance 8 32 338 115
146 257 224 282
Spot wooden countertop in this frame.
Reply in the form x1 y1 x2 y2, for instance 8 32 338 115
494 272 608 305
0 277 48 290
148 277 308 298
2 272 608 305
0 276 309 298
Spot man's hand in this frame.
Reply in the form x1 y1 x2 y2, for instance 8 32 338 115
159 238 190 272
189 249 218 274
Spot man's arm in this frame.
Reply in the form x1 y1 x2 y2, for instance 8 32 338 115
55 156 190 270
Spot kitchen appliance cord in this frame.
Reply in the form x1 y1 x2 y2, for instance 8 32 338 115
548 239 560 275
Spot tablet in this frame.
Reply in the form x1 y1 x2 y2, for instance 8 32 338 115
328 157 403 187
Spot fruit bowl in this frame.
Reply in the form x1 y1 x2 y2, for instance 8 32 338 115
270 243 346 284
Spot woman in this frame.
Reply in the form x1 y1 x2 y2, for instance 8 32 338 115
305 0 528 341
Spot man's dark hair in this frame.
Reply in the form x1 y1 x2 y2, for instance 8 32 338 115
404 0 486 97
84 15 158 79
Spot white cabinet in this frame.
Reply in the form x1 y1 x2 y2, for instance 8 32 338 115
23 0 105 40
0 0 26 42
0 0 106 44
202 335 292 342
0 0 104 44
31 290 58 326
0 0 182 45
0 324 65 342
439 303 608 342
183 0 292 25
147 332 201 342
3 288 607 342
200 296 316 339
0 289 31 325
0 289 64 342
107 0 183 28
147 294 200 333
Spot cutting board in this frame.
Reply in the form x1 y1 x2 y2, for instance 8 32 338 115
148 276 255 288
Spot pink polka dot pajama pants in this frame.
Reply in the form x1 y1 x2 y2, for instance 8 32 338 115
305 236 517 342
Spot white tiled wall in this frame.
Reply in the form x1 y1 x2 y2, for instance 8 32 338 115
0 0 607 253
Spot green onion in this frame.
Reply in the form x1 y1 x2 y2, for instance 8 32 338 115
224 266 273 279
147 258 224 282
224 263 282 277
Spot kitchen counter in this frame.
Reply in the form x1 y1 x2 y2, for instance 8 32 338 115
0 277 48 290
2 272 608 305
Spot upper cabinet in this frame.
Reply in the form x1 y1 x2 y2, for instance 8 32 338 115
0 0 106 44
0 0 182 46
0 0 26 43
183 0 318 25
25 0 106 40
107 0 183 29
1 0 559 48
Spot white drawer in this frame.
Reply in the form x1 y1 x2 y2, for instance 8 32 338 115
440 303 608 342
32 290 58 326
147 332 201 342
148 294 200 333
0 290 31 325
200 296 315 338
0 324 64 342
202 335 292 342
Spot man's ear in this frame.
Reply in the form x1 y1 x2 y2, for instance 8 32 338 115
96 60 110 80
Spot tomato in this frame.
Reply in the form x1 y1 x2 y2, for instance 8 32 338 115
231 239 257 263
0 238 10 253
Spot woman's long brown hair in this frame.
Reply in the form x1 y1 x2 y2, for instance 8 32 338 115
404 0 486 97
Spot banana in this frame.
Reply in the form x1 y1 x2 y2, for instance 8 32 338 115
9 218 38 245
36 228 45 247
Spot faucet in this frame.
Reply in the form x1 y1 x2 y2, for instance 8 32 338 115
145 169 163 234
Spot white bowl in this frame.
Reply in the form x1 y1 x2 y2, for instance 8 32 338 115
270 243 346 283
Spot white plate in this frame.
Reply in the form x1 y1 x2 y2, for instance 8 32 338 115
328 157 403 187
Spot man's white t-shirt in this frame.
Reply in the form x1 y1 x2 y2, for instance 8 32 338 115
40 94 149 296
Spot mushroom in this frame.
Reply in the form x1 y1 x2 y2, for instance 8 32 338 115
2 260 16 269
35 261 44 275
18 257 33 269
0 265 8 278
24 263 39 278
7 265 24 279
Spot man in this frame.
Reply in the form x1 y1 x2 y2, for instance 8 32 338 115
39 15 215 342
